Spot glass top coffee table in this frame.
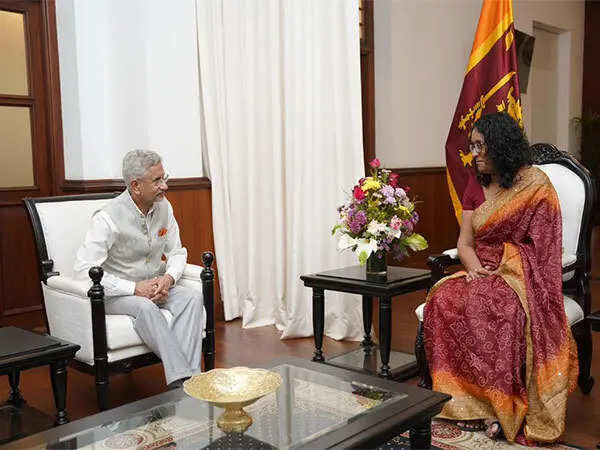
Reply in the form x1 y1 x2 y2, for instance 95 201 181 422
5 358 449 449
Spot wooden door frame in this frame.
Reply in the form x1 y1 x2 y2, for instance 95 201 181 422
0 0 54 203
40 0 63 196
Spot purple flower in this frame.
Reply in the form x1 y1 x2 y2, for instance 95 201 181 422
347 209 367 234
391 242 406 262
380 185 397 205
395 187 406 198
403 219 414 234
411 211 420 224
355 210 367 223
380 185 395 197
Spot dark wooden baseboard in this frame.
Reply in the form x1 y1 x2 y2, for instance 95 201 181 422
61 177 211 193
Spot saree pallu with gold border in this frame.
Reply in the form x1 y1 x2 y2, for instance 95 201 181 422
424 166 578 443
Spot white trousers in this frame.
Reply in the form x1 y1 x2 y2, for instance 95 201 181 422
105 285 205 385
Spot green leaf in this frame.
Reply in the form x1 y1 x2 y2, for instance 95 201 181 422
404 233 428 251
358 250 369 266
331 224 342 235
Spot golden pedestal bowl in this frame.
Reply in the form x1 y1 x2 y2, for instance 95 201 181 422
183 367 282 433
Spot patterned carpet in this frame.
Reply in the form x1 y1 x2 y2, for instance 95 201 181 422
380 420 582 450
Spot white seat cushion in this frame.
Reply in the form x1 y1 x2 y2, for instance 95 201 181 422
415 294 583 326
564 295 584 326
107 345 153 363
562 254 577 267
415 303 425 322
105 310 173 350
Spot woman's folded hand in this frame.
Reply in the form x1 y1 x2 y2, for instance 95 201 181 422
465 266 494 282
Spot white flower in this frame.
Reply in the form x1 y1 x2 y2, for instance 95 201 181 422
355 238 379 259
388 227 402 240
337 234 357 251
367 220 387 236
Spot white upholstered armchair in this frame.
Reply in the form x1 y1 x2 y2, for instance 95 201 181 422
24 193 215 410
414 144 597 394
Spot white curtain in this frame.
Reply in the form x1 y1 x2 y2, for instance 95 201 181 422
55 0 203 179
196 0 365 340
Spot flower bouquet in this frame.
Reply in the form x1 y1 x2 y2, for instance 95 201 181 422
332 159 428 272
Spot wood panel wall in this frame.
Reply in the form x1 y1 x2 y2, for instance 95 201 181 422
167 187 223 321
0 203 48 328
582 0 600 225
389 167 459 269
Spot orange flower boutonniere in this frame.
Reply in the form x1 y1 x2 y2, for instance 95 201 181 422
158 228 168 238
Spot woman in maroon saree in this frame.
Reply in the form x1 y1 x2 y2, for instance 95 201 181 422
424 113 578 443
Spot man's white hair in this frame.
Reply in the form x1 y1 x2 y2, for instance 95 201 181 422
122 149 162 189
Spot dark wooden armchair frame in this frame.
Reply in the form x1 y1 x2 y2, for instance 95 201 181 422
415 144 597 394
24 193 215 410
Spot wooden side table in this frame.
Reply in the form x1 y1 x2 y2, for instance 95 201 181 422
0 327 80 434
301 265 430 379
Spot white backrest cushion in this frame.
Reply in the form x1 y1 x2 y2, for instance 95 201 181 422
535 164 584 259
35 198 113 278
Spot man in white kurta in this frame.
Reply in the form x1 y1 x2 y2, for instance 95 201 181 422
73 150 205 388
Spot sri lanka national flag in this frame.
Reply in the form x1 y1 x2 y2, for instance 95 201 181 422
445 0 523 223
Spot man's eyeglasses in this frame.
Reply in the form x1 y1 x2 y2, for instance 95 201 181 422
469 141 486 155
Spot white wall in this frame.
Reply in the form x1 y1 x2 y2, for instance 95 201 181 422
56 0 204 180
374 0 585 168
529 26 559 145
514 1 585 154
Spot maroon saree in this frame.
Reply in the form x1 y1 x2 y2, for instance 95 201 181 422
424 166 578 442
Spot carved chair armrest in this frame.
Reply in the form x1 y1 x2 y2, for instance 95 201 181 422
427 253 461 285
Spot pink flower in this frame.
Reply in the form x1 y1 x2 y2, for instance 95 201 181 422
390 216 402 230
388 173 400 187
369 158 381 168
353 185 365 201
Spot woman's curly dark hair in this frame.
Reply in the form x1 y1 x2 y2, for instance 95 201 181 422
472 112 530 188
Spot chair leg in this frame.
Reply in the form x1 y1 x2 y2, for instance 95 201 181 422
572 321 594 394
415 321 432 390
202 338 215 371
95 362 109 411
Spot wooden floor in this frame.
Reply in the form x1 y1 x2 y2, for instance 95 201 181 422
2 228 600 448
